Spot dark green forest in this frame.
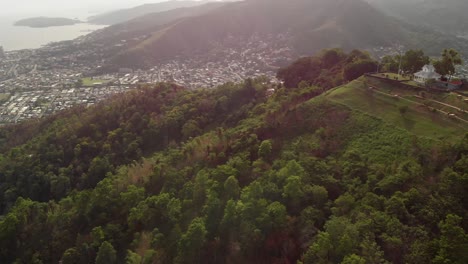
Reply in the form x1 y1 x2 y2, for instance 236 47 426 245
0 50 467 264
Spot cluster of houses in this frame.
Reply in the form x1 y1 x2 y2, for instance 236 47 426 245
413 64 465 91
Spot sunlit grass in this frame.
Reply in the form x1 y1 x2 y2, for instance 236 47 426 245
324 77 467 141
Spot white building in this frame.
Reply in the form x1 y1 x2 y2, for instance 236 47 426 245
414 64 441 84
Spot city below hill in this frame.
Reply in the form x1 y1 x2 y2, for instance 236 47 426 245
14 17 82 28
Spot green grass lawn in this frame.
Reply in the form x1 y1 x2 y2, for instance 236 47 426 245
367 77 419 96
372 72 411 81
370 72 423 88
402 80 422 87
433 92 468 110
82 77 109 87
324 77 467 141
0 93 11 104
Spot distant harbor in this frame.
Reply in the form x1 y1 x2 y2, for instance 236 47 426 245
0 16 106 51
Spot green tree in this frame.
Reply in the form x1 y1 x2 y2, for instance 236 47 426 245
224 176 240 200
283 176 305 210
61 248 80 264
381 55 399 73
321 48 345 68
433 49 463 77
308 185 329 207
176 218 207 263
181 120 202 140
265 201 287 230
258 140 273 160
360 237 389 264
126 250 142 264
86 157 111 188
341 254 366 264
220 200 239 239
95 241 117 264
401 49 430 73
433 214 468 264
332 194 356 216
343 60 378 81
303 232 333 264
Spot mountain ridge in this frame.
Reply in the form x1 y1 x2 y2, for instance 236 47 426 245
86 2 228 44
88 0 215 25
94 0 468 69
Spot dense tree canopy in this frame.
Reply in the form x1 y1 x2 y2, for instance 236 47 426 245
380 49 463 76
401 49 430 74
380 49 430 74
277 49 377 88
433 48 464 76
0 50 467 264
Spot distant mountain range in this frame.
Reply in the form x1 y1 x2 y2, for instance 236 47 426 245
366 0 468 35
89 0 468 69
87 2 228 44
88 0 215 25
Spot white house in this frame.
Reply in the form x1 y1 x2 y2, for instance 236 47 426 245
414 64 441 84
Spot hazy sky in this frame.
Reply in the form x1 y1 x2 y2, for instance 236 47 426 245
0 0 167 16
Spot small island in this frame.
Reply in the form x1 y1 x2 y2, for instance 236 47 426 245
14 17 82 28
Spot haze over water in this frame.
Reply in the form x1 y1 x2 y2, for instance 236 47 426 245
0 0 161 51
0 10 107 51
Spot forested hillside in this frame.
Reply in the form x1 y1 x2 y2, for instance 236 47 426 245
0 50 467 264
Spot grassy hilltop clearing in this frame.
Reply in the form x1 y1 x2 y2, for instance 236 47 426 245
326 77 468 141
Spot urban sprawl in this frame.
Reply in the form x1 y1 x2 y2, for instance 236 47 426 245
0 34 294 124
1 35 467 124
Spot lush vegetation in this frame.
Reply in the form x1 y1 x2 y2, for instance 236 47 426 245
380 49 430 74
277 49 377 89
0 51 467 264
433 49 464 77
380 48 464 78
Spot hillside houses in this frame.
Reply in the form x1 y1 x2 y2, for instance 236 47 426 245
414 65 441 84
414 64 464 91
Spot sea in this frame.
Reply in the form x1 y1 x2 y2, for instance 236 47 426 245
0 13 107 51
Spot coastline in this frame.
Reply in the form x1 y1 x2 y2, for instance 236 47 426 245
0 14 106 51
